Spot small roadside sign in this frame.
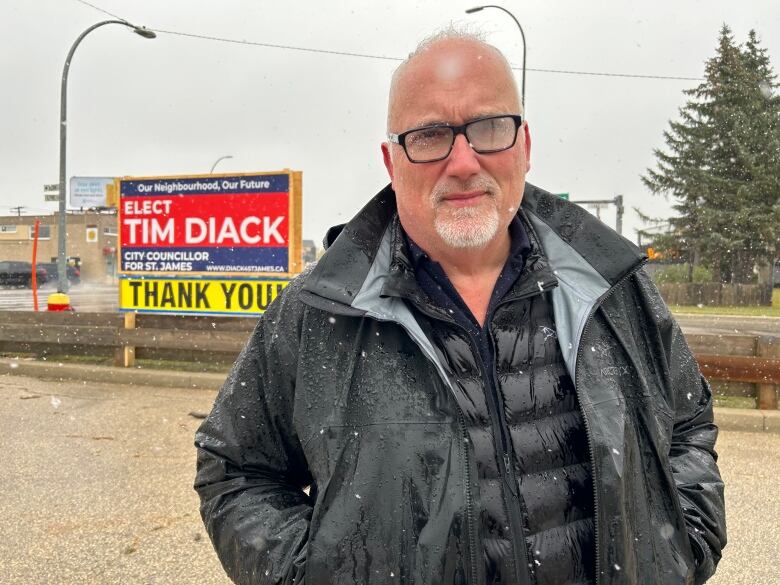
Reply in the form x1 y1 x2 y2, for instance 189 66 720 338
44 184 59 201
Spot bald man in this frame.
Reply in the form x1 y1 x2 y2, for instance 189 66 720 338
195 31 726 585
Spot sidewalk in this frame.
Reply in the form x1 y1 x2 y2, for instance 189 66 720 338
1 357 778 434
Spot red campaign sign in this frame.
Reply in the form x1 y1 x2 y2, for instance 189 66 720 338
121 192 289 248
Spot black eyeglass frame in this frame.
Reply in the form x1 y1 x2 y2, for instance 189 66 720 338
387 114 524 164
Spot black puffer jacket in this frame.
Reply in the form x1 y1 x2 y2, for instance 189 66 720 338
195 184 726 585
405 216 595 585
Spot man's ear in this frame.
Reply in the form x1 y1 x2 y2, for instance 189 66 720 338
523 122 532 173
381 142 395 182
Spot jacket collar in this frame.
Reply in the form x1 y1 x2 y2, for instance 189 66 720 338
520 183 646 286
302 183 646 310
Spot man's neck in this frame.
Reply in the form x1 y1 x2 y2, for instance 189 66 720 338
409 230 512 326
429 232 511 281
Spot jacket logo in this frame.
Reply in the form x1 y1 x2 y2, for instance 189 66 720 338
600 365 630 377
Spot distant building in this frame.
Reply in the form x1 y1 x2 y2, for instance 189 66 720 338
0 211 118 282
302 239 318 266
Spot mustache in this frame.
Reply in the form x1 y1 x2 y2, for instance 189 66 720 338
430 175 499 202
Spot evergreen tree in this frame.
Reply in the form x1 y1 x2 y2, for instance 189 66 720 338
643 25 780 283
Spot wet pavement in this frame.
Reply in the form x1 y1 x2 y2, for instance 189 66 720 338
0 373 776 584
0 374 231 585
0 282 118 312
708 428 780 585
675 313 780 337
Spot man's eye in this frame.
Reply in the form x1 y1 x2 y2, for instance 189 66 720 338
409 128 449 145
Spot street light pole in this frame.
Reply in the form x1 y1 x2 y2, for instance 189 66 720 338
465 5 527 109
209 155 233 173
58 20 155 293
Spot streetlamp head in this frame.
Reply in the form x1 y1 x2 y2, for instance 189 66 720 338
133 27 156 39
465 6 485 14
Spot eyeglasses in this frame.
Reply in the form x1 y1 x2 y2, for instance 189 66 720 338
387 114 523 163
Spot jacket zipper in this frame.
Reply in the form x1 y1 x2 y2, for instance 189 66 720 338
468 327 531 585
573 260 647 585
457 407 479 585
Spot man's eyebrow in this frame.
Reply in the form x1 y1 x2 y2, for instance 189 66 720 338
408 119 450 130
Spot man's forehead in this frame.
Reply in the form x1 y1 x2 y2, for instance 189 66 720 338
398 39 504 85
389 41 518 129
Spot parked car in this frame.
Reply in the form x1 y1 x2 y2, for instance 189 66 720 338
0 261 48 287
38 262 81 285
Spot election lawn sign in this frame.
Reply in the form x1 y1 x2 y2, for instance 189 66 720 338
117 170 301 316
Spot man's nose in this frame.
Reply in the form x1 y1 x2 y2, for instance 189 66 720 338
445 134 481 180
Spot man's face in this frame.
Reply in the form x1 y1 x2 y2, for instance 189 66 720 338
382 39 531 252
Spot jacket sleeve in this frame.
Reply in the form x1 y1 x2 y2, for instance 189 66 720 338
194 289 313 585
637 270 727 584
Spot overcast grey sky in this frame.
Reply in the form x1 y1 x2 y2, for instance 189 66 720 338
2 0 779 244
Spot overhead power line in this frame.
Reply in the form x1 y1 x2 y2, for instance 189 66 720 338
73 0 126 22
73 0 705 82
152 28 404 63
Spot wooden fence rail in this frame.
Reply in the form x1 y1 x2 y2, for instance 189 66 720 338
0 311 777 409
656 283 773 306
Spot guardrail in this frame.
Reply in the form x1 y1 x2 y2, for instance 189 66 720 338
0 311 777 409
685 333 780 409
0 311 253 368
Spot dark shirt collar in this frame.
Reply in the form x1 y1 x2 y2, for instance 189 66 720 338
403 215 533 330
405 214 531 274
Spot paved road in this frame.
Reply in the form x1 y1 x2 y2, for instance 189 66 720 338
676 313 780 337
0 373 777 584
0 282 118 312
0 373 229 585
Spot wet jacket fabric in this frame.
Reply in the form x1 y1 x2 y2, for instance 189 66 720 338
194 183 726 585
406 221 596 584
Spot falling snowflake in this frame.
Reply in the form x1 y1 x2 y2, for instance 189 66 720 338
659 523 675 539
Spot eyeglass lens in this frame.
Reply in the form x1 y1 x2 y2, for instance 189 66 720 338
405 116 518 162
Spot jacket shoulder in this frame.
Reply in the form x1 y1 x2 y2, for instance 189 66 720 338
522 183 646 286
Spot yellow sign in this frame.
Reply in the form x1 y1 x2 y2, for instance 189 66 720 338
119 277 289 316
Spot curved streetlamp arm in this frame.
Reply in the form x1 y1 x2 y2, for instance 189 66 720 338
210 155 234 173
58 20 154 293
465 5 527 109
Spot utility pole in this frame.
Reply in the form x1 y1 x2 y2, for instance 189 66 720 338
10 206 26 217
572 195 624 235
